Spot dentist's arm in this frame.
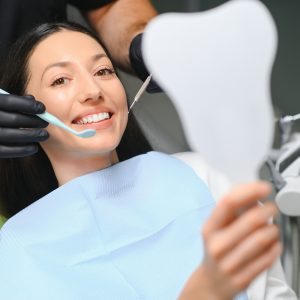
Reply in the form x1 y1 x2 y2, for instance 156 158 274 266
85 0 161 93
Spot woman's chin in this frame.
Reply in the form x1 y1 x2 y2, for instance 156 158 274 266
42 141 118 161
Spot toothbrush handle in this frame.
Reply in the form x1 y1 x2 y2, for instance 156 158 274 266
37 111 60 123
37 112 67 131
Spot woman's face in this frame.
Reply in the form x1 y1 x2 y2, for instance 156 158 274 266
26 30 128 158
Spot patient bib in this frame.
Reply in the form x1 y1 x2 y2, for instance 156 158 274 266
0 152 244 299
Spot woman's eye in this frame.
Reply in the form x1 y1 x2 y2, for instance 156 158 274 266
95 67 115 77
51 77 69 86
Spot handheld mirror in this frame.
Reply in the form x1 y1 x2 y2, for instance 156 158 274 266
142 0 277 184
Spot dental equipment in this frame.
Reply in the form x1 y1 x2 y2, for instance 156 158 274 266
128 74 152 113
0 88 96 138
265 126 300 296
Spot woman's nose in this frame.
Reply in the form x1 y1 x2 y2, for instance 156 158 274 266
77 75 103 104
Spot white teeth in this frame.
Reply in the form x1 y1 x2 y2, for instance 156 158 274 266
75 112 110 124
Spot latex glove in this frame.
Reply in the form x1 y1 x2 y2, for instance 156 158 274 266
0 94 49 158
129 33 162 93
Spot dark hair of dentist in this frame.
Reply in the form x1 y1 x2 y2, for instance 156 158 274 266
0 22 152 217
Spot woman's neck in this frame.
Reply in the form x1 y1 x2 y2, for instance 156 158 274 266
44 150 119 186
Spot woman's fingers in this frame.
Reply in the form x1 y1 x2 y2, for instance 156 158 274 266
203 182 272 236
231 241 282 291
219 224 280 275
195 181 280 297
205 202 277 259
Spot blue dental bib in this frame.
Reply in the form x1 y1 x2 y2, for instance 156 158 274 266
0 151 246 299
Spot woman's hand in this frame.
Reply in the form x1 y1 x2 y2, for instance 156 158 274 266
179 182 281 300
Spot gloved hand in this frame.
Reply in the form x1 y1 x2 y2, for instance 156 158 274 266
129 33 163 93
0 94 49 158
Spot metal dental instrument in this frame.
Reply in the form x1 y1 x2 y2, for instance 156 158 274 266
0 88 96 138
128 74 152 113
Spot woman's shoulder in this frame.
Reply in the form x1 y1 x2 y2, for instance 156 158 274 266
172 151 232 201
144 151 215 184
143 151 213 197
145 150 193 167
143 151 204 176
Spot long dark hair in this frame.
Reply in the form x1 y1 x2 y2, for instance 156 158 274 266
0 22 152 217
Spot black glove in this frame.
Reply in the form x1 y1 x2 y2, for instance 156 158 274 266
0 94 49 158
129 33 163 93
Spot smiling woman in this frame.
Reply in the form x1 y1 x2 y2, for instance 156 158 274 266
0 22 152 216
26 28 129 184
0 22 294 300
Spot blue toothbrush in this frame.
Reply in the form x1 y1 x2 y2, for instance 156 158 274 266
0 89 96 138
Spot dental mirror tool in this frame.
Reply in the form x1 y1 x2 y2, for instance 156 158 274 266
128 74 152 113
0 88 96 138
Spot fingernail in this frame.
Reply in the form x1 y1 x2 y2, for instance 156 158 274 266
24 94 35 100
39 130 49 140
265 203 277 217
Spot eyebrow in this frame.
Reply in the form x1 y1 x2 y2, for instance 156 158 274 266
41 53 108 80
